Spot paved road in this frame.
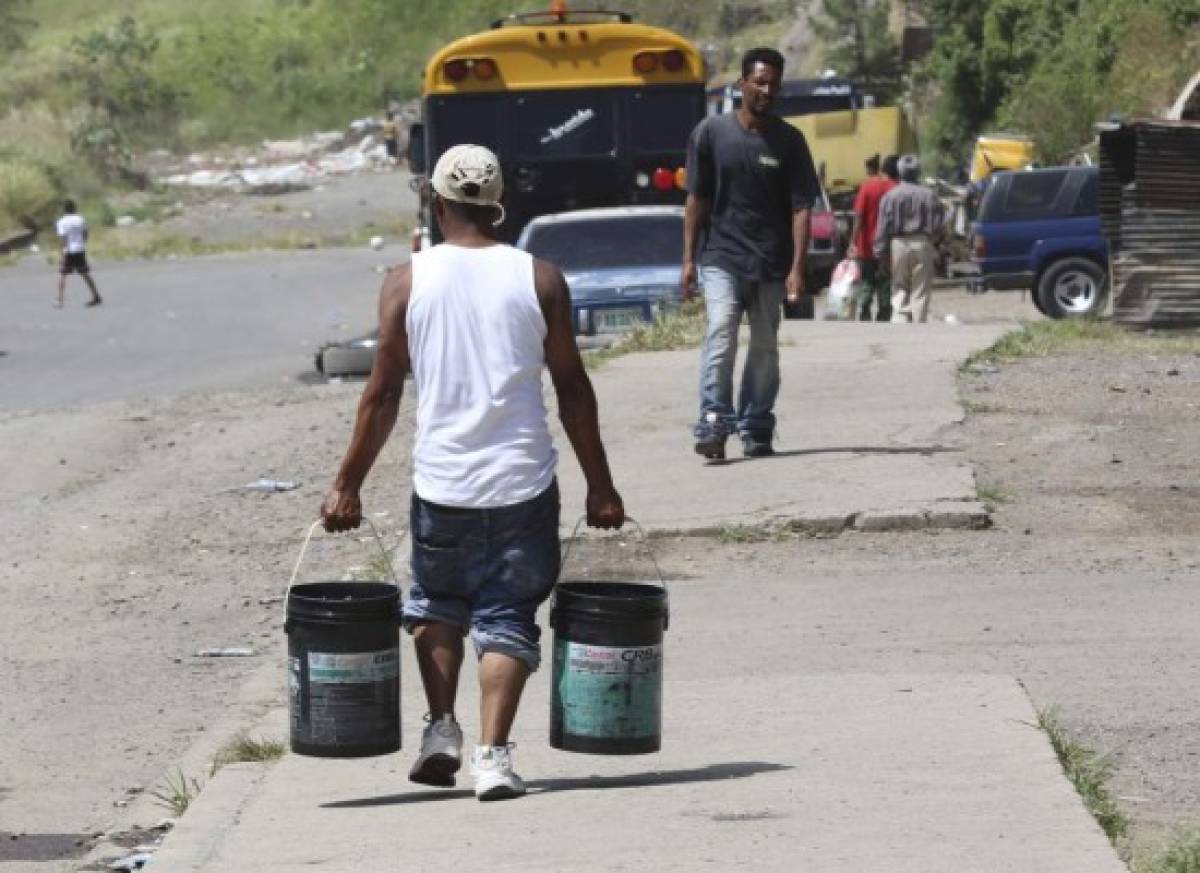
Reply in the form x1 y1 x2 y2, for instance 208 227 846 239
0 247 401 412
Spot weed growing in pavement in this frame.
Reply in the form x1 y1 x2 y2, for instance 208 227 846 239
150 769 202 817
1136 829 1200 873
1037 707 1129 845
962 320 1200 372
976 482 1011 511
210 734 286 776
584 298 706 369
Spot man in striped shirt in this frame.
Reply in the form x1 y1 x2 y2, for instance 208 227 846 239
873 154 945 323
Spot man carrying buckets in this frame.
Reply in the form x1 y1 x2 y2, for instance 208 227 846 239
321 144 625 801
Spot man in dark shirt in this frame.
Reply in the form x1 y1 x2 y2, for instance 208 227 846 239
681 47 820 460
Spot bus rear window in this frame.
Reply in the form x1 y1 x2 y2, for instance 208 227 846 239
428 96 505 156
513 92 617 159
628 89 700 153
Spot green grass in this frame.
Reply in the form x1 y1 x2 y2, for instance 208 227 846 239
962 320 1200 372
85 217 412 261
976 482 1011 511
717 522 777 544
149 769 202 817
1037 707 1129 845
1137 830 1200 873
210 733 286 776
584 299 706 369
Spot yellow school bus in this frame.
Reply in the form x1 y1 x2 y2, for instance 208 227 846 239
409 5 706 242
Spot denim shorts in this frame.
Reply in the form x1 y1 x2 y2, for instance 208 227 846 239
402 481 561 671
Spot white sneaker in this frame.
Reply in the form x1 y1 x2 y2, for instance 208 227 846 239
408 714 462 787
470 744 526 801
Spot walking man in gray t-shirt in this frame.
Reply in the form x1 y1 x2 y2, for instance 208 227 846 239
681 47 820 460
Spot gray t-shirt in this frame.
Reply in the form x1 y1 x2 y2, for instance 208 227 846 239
685 113 820 281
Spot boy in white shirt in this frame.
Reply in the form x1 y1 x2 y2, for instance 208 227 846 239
55 200 102 308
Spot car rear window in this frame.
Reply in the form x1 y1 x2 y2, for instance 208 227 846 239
1072 171 1099 215
522 215 683 270
1001 171 1068 218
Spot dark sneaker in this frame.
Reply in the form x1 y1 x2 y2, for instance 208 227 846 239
694 432 727 460
741 432 775 458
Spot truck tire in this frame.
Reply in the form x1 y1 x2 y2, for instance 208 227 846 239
1036 257 1108 320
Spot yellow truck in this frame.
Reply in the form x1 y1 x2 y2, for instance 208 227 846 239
784 104 918 205
969 135 1036 183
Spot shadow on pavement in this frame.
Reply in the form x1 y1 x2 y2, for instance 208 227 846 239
320 761 791 808
0 831 88 863
707 445 960 466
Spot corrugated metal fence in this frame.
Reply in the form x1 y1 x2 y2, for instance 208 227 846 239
1099 121 1200 328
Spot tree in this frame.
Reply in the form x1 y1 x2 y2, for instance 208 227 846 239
807 0 902 102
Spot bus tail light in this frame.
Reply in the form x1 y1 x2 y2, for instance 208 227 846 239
634 171 650 189
652 168 674 192
662 50 685 72
444 60 469 82
633 52 659 74
674 167 687 189
473 58 498 80
973 233 986 259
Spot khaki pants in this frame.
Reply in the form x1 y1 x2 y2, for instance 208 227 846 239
888 235 935 323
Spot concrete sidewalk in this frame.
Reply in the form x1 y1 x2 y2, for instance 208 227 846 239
144 318 1127 871
555 320 1009 535
151 567 1126 872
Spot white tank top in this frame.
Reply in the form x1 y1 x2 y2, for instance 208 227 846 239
406 243 557 508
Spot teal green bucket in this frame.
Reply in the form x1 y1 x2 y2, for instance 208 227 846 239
549 580 668 754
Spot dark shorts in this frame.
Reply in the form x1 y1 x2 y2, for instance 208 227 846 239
403 481 561 671
60 252 89 275
385 138 399 159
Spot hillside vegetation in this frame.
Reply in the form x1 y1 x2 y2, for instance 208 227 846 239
2 0 1198 236
0 0 794 233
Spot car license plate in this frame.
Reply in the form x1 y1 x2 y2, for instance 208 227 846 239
594 307 644 334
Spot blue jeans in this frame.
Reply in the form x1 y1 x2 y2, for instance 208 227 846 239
403 481 560 672
696 265 783 438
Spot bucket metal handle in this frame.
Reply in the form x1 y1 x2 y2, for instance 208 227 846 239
559 515 667 593
286 517 403 601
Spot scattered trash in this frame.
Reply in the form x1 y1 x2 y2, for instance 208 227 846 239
196 647 257 658
109 852 154 871
1108 384 1127 393
29 243 39 254
152 819 176 831
369 235 385 251
237 478 300 493
258 595 284 605
115 215 137 228
943 314 960 324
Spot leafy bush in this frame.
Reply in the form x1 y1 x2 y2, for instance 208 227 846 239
0 159 59 230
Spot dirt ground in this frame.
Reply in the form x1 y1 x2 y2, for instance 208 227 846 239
3 284 1199 868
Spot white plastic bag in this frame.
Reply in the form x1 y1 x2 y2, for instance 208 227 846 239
825 258 862 320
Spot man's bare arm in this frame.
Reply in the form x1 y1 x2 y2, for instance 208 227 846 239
321 264 412 531
786 207 812 302
680 193 711 299
535 259 623 529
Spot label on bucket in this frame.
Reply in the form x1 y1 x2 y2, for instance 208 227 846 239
307 650 399 684
554 641 662 739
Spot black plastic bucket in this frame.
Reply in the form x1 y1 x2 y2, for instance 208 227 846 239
286 581 401 758
550 581 668 754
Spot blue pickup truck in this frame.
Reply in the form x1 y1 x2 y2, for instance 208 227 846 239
971 166 1109 318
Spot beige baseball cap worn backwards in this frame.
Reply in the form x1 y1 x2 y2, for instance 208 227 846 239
431 144 506 226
